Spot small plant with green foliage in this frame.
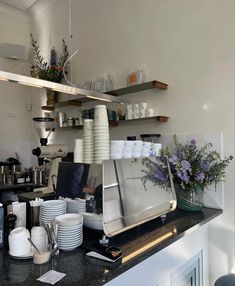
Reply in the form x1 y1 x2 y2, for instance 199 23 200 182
30 34 69 83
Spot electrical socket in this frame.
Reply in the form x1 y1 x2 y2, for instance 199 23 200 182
26 103 32 111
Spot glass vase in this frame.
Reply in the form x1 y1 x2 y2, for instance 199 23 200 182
176 188 203 212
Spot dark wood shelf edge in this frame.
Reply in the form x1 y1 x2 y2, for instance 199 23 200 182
110 116 169 127
105 80 168 96
156 116 169 122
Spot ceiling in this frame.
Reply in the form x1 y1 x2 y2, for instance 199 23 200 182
0 0 38 10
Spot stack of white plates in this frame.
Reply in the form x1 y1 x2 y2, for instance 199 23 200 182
94 105 110 164
55 213 83 251
67 199 86 214
83 119 94 164
39 200 67 224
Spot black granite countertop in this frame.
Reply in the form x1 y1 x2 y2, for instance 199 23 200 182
0 207 222 286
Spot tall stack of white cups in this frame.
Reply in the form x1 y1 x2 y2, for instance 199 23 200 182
94 105 110 164
74 139 83 163
83 119 94 164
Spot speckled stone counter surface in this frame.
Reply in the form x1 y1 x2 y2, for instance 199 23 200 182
0 207 222 286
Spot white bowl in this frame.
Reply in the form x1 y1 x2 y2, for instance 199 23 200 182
82 212 103 230
111 140 125 147
55 213 83 227
125 141 135 147
110 153 123 159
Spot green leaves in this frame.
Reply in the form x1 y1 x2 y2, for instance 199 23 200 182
30 34 69 83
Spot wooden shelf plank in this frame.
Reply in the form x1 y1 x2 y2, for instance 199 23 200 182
41 99 82 111
105 81 168 96
41 105 55 111
156 116 169 122
109 116 169 127
55 99 82 108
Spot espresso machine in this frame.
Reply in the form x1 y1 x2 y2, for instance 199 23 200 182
32 117 68 194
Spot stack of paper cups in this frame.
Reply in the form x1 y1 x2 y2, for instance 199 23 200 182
74 139 83 163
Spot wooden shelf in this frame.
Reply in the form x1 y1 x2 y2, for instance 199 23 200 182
41 99 82 111
57 125 83 130
47 116 169 131
109 116 169 127
105 80 168 96
41 80 168 111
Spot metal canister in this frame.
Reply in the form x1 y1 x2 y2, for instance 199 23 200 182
32 168 38 184
0 163 6 184
67 117 74 127
58 112 65 127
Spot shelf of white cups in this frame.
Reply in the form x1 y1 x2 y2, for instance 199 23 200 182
109 102 169 128
126 102 168 122
111 140 162 160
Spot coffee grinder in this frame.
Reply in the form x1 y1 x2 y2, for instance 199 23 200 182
32 117 68 194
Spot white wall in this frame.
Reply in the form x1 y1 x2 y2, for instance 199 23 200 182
0 2 31 75
0 3 33 168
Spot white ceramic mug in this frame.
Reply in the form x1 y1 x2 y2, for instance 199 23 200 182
133 104 140 119
139 102 148 118
9 227 31 256
147 108 154 117
126 104 134 120
31 226 48 252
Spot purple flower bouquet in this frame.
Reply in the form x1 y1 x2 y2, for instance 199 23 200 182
142 135 233 211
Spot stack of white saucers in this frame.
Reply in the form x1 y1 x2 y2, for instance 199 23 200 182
55 213 83 251
67 199 86 214
94 105 110 164
83 119 94 164
39 200 67 224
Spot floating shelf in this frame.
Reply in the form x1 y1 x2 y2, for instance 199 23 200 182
52 116 168 130
105 80 168 96
109 116 169 127
0 70 123 103
57 125 83 130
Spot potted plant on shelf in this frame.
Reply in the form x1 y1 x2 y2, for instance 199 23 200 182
30 34 69 105
142 135 233 211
